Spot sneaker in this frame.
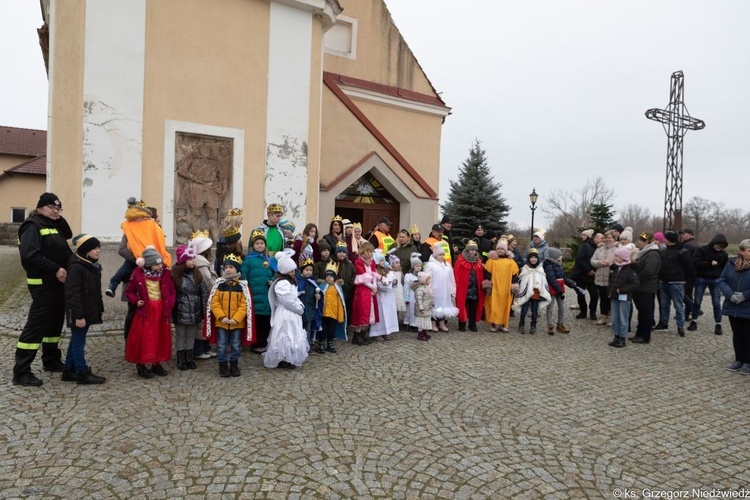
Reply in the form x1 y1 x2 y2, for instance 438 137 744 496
653 323 668 331
739 363 750 375
687 320 697 331
715 324 723 336
12 372 43 387
43 359 66 373
727 361 743 372
499 326 510 333
195 352 212 360
208 351 218 358
105 288 116 298
61 368 78 382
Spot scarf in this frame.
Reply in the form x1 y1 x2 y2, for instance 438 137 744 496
144 268 163 279
462 248 479 263
735 255 750 272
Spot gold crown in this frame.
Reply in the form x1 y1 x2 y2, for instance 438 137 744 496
224 253 243 266
223 226 240 238
299 257 315 269
336 241 348 248
352 222 362 229
409 223 419 234
325 261 340 275
267 203 283 213
250 229 265 240
331 215 343 222
466 239 479 247
227 208 243 216
191 229 210 240
127 198 148 209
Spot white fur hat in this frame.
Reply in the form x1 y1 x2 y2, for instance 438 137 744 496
275 248 297 274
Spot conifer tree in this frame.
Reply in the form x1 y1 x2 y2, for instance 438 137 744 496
589 202 617 235
440 140 510 242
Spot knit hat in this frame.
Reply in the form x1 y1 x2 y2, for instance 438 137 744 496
223 253 243 272
581 229 594 239
176 244 196 265
72 233 100 257
275 249 297 274
610 223 625 233
418 271 430 284
680 227 695 235
138 246 163 268
654 231 665 243
189 230 213 254
124 196 150 220
620 228 633 242
496 240 508 251
318 240 331 252
278 219 296 233
548 247 562 262
614 247 631 265
533 231 545 241
440 215 451 224
410 252 422 269
432 242 445 257
335 241 348 254
37 192 62 209
665 231 679 244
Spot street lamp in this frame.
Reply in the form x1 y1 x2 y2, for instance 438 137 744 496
529 188 538 241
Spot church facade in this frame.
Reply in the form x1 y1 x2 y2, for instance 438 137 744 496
41 0 449 243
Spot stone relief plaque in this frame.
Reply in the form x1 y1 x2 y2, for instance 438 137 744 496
174 132 233 244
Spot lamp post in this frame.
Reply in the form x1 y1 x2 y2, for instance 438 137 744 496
529 188 538 241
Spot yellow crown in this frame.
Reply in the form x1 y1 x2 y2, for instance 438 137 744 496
227 208 243 217
191 229 210 240
336 241 348 249
331 215 343 222
223 226 240 238
352 222 362 229
299 257 315 269
409 223 419 234
127 197 148 209
250 229 265 240
267 203 283 213
224 253 243 266
325 261 340 275
466 239 479 247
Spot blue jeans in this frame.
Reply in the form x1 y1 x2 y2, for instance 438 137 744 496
610 298 631 337
519 300 539 325
659 283 685 327
65 325 89 373
216 328 241 363
693 277 722 324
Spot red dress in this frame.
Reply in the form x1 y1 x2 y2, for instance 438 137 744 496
125 267 176 364
453 253 486 323
350 256 380 327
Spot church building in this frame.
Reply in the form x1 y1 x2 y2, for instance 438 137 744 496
39 0 450 243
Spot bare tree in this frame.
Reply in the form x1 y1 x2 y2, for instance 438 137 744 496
618 203 653 234
542 176 615 239
714 207 749 244
682 196 723 240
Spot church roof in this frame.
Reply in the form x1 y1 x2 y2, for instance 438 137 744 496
0 126 47 157
0 155 47 179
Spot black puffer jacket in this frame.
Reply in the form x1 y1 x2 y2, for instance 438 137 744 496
608 263 640 299
172 271 208 325
659 245 695 283
64 255 104 327
692 234 729 279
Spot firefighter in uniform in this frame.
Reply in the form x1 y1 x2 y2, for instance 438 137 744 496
368 217 395 252
12 193 73 387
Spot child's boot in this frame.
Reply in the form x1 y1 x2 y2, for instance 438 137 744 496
176 350 188 371
518 321 525 334
548 324 555 335
229 360 241 377
316 341 326 354
458 322 467 332
417 331 429 341
219 362 230 377
557 323 570 333
185 350 197 370
529 322 536 334
326 341 337 353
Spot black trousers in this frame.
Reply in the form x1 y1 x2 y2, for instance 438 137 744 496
322 317 337 343
14 281 65 376
729 316 750 363
632 291 656 340
576 280 598 314
253 314 271 348
465 298 478 329
684 278 695 319
596 286 611 315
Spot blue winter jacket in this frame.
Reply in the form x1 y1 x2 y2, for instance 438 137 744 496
718 257 750 319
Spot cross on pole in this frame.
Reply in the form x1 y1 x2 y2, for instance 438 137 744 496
645 71 705 232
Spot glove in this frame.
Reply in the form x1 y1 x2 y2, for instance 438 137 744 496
730 292 746 304
560 294 565 301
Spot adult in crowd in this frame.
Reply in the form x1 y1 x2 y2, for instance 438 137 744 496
410 223 422 248
255 203 285 256
654 231 695 337
590 230 617 326
368 217 394 252
440 216 457 263
474 225 494 263
421 224 449 264
507 234 524 269
525 230 550 264
571 229 598 320
718 239 750 374
690 234 729 334
13 193 73 386
392 229 418 275
680 227 700 322
629 232 662 344
292 223 321 263
453 239 485 332
323 215 345 251
348 222 367 262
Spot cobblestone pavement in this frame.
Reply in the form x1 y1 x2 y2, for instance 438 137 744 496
1 246 749 498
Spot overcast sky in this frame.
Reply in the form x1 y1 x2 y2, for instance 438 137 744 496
3 1 749 228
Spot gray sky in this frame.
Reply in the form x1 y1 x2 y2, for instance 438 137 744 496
3 1 749 227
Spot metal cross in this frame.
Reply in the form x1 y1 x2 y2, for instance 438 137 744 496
645 70 705 231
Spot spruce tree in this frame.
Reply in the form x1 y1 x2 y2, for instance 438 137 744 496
589 202 617 235
440 140 510 242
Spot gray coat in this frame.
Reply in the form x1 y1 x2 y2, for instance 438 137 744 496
173 272 208 325
635 243 661 294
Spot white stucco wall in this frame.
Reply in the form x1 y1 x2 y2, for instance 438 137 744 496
265 2 312 229
81 0 146 240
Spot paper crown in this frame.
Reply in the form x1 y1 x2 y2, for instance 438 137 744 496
409 223 419 234
267 203 283 213
250 229 266 241
224 253 243 266
465 239 479 248
352 222 362 229
191 229 210 240
223 226 240 238
336 241 348 249
128 198 147 209
299 257 315 269
226 208 243 217
331 215 343 222
325 261 339 275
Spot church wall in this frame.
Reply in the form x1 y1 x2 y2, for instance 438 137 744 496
47 0 86 232
306 21 325 228
0 176 44 224
141 0 271 238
